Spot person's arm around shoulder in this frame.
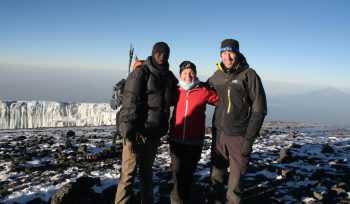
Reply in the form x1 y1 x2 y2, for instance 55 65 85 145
205 75 216 92
168 71 179 107
204 83 219 106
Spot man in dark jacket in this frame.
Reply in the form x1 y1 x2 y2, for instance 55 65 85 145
208 39 267 204
115 42 178 204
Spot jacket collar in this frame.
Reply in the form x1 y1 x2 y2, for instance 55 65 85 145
145 56 169 77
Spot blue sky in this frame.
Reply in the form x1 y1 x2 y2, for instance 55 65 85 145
1 0 350 102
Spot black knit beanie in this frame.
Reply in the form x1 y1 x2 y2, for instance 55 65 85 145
220 39 240 53
152 42 170 57
179 60 196 74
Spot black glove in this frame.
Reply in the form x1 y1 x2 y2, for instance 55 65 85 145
241 139 254 157
121 122 137 139
121 122 138 153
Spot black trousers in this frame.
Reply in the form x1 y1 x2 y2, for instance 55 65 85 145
169 141 203 204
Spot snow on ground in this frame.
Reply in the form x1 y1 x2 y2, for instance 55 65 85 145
0 121 350 203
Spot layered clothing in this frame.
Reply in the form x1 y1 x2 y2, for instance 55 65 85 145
169 80 218 203
119 56 178 141
208 57 267 142
116 56 178 204
169 81 218 144
208 54 267 204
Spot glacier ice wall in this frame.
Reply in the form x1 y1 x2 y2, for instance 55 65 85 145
0 101 116 129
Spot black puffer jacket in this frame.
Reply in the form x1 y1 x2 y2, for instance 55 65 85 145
119 56 178 140
208 55 267 142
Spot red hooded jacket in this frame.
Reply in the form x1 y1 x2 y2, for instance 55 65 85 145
169 83 218 144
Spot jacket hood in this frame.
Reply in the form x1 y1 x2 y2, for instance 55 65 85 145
145 56 169 76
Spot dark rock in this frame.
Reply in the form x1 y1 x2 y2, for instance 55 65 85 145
0 188 9 198
36 136 44 143
52 152 59 159
270 130 281 135
24 166 33 174
337 181 347 190
48 140 55 146
51 183 74 204
18 135 27 141
56 145 65 152
259 129 269 136
287 131 304 138
310 169 328 180
324 188 340 202
75 176 101 188
25 197 46 204
51 177 101 204
64 139 72 148
58 153 66 161
66 130 75 137
10 163 25 172
290 143 302 148
321 144 334 153
80 137 89 143
277 149 292 163
101 184 117 203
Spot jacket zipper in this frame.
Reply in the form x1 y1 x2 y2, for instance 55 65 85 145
227 87 231 113
221 77 229 129
182 91 189 140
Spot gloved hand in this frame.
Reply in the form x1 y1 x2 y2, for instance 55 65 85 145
241 139 254 157
121 123 139 153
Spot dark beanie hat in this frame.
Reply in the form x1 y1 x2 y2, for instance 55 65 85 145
179 60 196 74
220 39 240 53
152 42 170 56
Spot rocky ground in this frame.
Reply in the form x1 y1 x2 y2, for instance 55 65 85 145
0 121 350 204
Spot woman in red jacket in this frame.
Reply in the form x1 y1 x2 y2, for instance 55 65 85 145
169 60 218 203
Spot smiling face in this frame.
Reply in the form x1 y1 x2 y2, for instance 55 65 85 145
180 68 196 84
221 51 238 69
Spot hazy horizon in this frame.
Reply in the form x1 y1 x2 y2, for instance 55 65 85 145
1 63 350 103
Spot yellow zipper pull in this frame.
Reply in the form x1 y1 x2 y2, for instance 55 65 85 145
227 87 231 113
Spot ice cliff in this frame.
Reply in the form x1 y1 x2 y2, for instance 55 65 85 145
0 101 116 129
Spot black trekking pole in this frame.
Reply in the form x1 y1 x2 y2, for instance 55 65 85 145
128 43 134 75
